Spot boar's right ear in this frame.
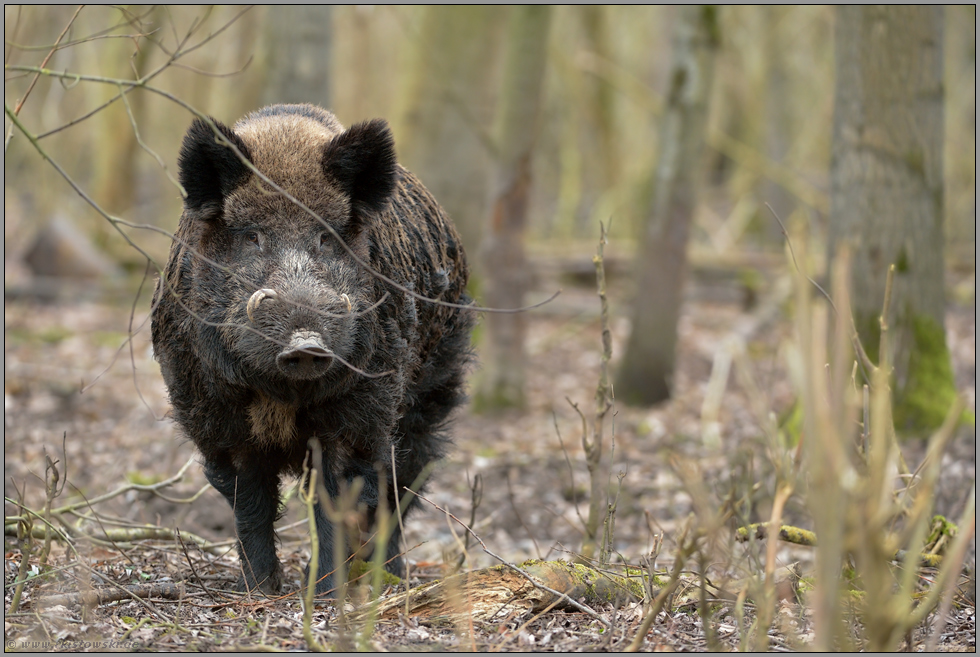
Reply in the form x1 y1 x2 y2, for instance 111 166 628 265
321 119 397 220
178 117 252 221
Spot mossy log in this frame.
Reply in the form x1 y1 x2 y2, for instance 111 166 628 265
365 560 656 624
736 521 955 568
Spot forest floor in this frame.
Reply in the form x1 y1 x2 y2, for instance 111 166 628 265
4 254 976 652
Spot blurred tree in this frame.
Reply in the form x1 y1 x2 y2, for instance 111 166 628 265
829 6 954 433
581 6 619 195
760 5 797 241
475 6 552 411
616 6 720 406
260 6 332 108
93 8 153 225
395 6 505 256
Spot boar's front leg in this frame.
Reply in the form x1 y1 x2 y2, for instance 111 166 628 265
204 456 283 594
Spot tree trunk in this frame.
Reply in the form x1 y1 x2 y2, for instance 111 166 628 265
475 6 552 411
580 5 619 192
395 6 504 258
761 5 797 242
93 10 153 224
260 6 332 108
615 6 719 406
829 6 953 433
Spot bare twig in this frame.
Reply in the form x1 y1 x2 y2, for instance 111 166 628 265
625 523 698 652
456 472 485 569
176 530 217 604
299 454 327 652
4 5 83 150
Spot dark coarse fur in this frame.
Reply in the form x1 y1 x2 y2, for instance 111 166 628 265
151 104 474 596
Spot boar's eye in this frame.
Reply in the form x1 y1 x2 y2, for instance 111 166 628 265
319 232 330 249
245 230 260 247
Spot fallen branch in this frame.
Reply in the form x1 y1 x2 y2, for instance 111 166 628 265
363 559 652 624
3 521 232 556
736 521 954 568
37 582 185 608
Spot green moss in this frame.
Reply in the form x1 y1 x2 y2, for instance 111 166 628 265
893 314 958 433
38 326 72 344
925 515 958 552
738 268 763 310
514 559 658 605
348 558 401 587
854 310 959 436
904 149 926 177
126 472 162 486
91 330 128 348
471 379 526 413
700 5 721 47
894 245 910 273
563 561 649 602
8 325 74 345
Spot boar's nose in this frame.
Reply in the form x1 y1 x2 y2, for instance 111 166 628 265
277 330 332 379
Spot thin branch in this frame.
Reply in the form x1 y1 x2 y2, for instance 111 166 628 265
5 5 83 151
170 56 254 79
5 30 161 53
118 83 183 194
28 7 251 140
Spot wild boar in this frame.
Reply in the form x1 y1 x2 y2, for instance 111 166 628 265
151 104 474 595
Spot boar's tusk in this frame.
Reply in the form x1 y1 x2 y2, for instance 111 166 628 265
341 293 352 313
247 288 278 324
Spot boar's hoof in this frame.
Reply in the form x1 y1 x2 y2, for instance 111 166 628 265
277 330 332 378
235 566 283 596
246 288 278 324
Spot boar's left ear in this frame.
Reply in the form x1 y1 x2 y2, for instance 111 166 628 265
321 119 397 218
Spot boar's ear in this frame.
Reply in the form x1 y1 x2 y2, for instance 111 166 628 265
321 119 397 219
178 117 252 221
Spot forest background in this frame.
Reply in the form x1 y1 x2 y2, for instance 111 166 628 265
4 5 976 652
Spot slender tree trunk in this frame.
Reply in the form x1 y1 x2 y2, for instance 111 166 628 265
93 10 153 223
829 6 952 433
475 6 552 411
616 6 719 406
581 5 619 192
260 6 332 108
761 5 796 241
395 6 504 258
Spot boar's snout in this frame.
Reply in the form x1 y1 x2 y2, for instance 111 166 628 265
277 330 332 379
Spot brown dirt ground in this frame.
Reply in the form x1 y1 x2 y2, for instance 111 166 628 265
4 263 976 652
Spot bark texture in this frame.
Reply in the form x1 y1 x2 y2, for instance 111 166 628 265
829 6 952 432
476 6 552 410
260 7 332 108
616 6 719 406
395 6 504 257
